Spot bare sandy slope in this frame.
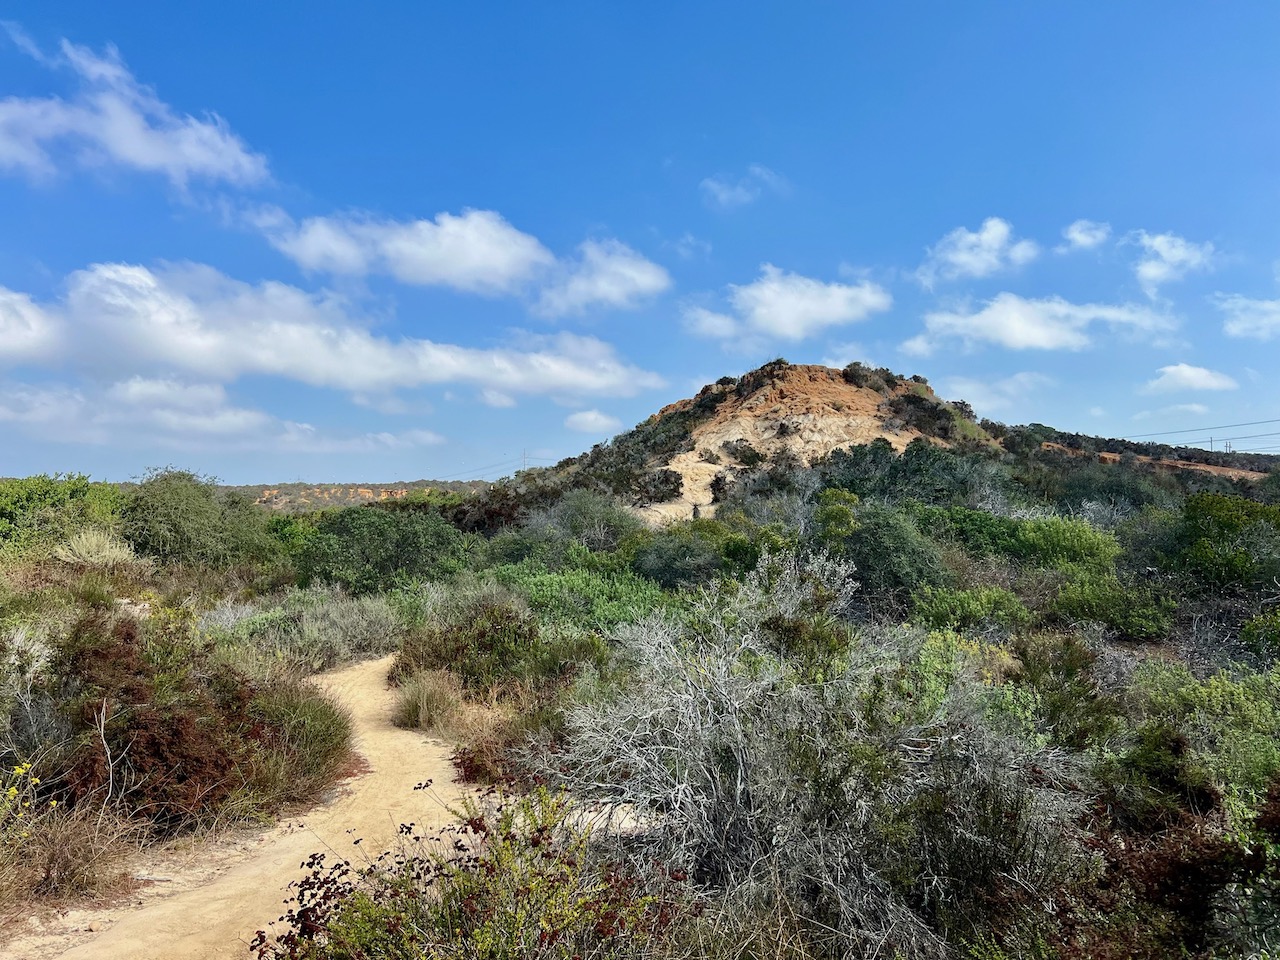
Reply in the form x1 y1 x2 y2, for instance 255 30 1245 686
3 656 464 960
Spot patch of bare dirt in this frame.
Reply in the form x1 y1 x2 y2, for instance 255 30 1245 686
1 656 466 960
639 365 934 523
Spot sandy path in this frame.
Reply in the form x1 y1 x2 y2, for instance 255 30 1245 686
3 655 464 960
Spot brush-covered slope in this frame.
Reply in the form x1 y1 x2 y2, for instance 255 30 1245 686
556 359 990 521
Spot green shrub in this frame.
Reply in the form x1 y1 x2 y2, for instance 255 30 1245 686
1125 660 1280 825
247 680 353 808
491 562 666 632
912 585 1031 631
1052 572 1175 641
630 526 726 590
1242 608 1280 656
394 580 537 690
824 502 948 612
121 468 278 567
52 527 142 570
525 489 644 552
299 506 467 594
1178 492 1280 590
0 474 124 559
918 506 1120 573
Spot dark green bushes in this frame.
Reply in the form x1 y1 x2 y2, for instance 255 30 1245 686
299 506 467 594
122 469 278 567
1176 492 1280 591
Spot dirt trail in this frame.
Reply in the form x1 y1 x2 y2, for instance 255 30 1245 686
3 656 465 960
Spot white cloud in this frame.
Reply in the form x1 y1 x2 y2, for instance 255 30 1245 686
564 409 622 434
673 232 711 260
1132 231 1214 298
0 376 446 452
1216 293 1280 340
0 29 267 186
688 264 891 344
535 239 671 316
699 163 789 210
1057 219 1111 252
1142 363 1237 393
942 372 1052 415
264 209 554 296
480 389 516 408
916 217 1039 287
6 262 664 401
682 306 739 339
0 287 60 362
903 293 1172 355
262 210 669 313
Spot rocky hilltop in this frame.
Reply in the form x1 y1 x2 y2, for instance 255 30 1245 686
556 359 989 522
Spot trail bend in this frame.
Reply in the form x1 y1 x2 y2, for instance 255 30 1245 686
4 655 464 960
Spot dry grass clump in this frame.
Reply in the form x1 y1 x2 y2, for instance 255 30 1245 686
52 528 144 571
392 668 465 734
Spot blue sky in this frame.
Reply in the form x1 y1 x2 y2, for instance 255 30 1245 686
2 3 1279 483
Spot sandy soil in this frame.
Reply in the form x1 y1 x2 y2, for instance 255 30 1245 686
2 656 465 960
638 365 926 524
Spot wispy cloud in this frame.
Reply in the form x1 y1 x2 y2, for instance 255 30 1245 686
0 25 267 187
0 375 445 452
1216 293 1280 340
699 163 789 210
942 372 1052 415
1131 230 1214 298
903 293 1171 355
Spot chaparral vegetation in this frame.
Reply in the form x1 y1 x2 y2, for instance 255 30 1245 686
5 363 1280 959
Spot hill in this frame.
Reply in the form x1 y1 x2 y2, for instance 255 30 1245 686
555 359 990 521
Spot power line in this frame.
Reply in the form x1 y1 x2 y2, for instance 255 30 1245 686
1125 417 1280 440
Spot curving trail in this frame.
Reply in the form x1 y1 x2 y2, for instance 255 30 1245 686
3 655 464 960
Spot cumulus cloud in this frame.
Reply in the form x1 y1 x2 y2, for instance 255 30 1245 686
535 239 672 316
564 409 622 434
262 208 555 295
942 372 1052 415
1057 219 1111 252
1132 231 1214 298
916 217 1039 287
699 164 789 210
0 262 664 401
902 293 1172 356
0 27 267 186
1142 363 1237 393
687 264 891 344
260 209 670 313
1216 293 1280 340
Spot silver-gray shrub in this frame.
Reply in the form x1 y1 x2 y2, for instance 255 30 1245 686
553 551 1089 958
202 584 404 677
